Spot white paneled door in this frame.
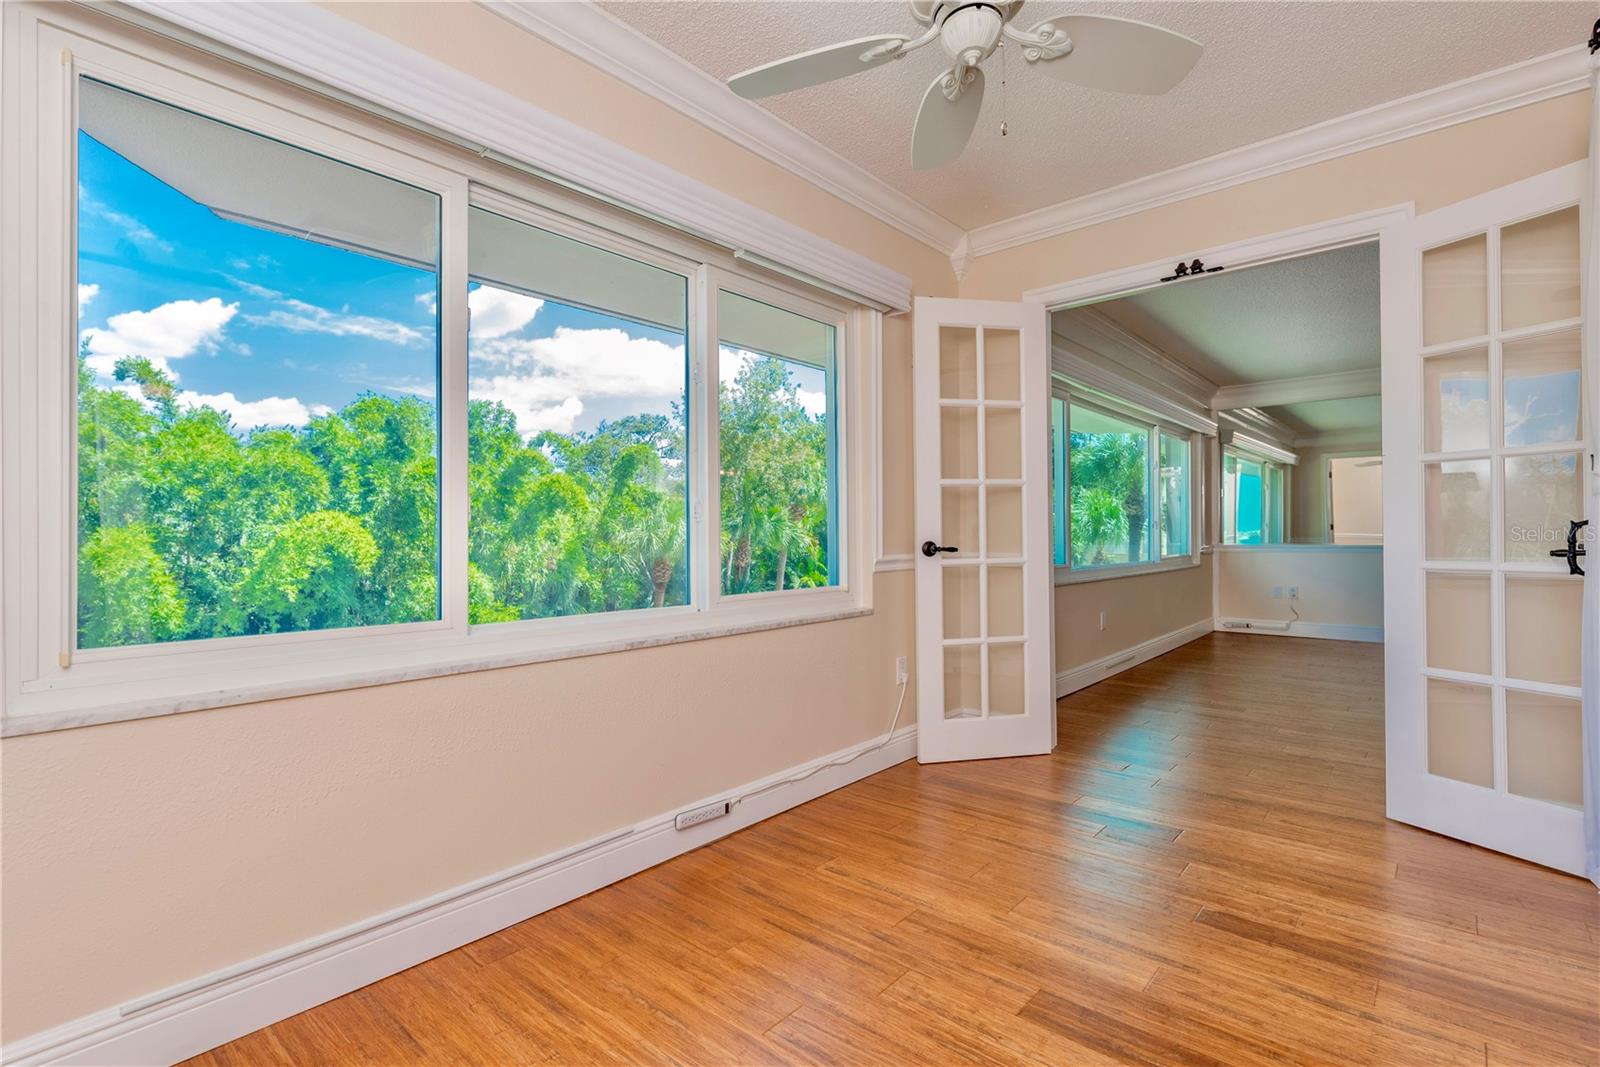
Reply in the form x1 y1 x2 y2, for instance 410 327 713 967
1382 161 1591 874
913 298 1054 763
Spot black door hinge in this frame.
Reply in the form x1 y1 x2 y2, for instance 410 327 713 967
1589 18 1599 53
1160 258 1225 283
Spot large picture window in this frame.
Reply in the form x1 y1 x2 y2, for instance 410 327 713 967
4 28 866 732
1051 390 1199 578
75 78 441 647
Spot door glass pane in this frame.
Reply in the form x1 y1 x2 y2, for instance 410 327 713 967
1501 206 1580 332
988 565 1023 637
1423 348 1489 453
1504 576 1583 686
1424 459 1490 560
1426 679 1493 788
942 565 980 639
1502 328 1582 447
941 407 978 479
1422 234 1488 346
943 645 981 719
1503 452 1582 561
1505 690 1583 807
942 486 979 559
1070 404 1150 564
75 77 443 647
988 643 1025 716
985 408 1022 479
940 326 978 400
984 329 1021 402
1158 433 1190 557
1425 572 1490 675
986 486 1022 558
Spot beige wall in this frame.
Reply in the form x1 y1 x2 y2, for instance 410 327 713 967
1 2 952 1040
1217 547 1384 630
1056 559 1214 672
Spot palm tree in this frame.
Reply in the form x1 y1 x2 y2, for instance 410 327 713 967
1071 485 1125 565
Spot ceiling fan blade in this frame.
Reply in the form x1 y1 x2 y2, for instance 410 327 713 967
911 66 985 171
1029 14 1201 95
728 35 911 99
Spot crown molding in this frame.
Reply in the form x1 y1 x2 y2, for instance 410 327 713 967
120 0 914 312
484 0 967 259
970 45 1596 260
1212 367 1381 412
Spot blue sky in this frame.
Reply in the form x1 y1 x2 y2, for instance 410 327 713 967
78 131 825 439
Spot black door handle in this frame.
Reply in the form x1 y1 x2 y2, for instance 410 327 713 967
1548 519 1588 576
921 541 959 557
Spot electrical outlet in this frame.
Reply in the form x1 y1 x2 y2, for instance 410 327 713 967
1098 610 1107 631
675 801 731 831
1272 585 1282 599
895 656 909 684
1288 586 1299 600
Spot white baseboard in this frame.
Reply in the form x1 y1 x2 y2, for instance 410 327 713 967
1215 617 1384 643
1055 617 1214 698
2 724 918 1067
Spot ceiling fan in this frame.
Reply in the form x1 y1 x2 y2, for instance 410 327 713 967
728 1 1203 170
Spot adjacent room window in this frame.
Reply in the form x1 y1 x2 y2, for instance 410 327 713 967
1329 455 1384 544
1051 391 1199 576
465 206 690 622
1222 449 1287 545
717 290 839 593
75 78 441 647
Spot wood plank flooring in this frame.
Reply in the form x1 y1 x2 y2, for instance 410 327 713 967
186 634 1600 1066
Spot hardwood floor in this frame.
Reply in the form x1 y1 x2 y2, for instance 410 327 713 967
187 633 1599 1066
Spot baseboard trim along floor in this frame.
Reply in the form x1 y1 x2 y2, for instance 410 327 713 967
1054 618 1215 698
2 724 919 1067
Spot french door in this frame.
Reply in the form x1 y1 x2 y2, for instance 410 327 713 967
912 298 1054 763
1383 161 1592 874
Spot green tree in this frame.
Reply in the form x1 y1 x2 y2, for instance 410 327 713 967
227 510 380 634
77 524 186 646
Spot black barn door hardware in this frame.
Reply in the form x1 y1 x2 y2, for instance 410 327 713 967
1548 518 1588 575
921 541 959 557
1159 258 1225 283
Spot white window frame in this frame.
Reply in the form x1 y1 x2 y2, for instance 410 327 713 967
0 5 872 734
1221 444 1290 546
1051 382 1203 586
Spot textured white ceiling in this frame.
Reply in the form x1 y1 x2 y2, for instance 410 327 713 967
601 1 1592 229
1269 396 1383 437
1093 242 1379 386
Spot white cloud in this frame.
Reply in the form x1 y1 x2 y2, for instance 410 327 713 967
795 388 827 418
80 191 172 253
468 285 543 340
245 298 423 345
720 348 827 417
177 390 332 430
77 283 99 312
81 297 238 377
471 326 684 438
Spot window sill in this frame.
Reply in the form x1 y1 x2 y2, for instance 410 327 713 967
2 596 870 737
1215 543 1384 553
1054 556 1202 587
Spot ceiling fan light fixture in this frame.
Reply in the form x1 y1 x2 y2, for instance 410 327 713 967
939 4 1005 66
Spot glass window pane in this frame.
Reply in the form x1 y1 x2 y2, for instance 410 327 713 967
1505 690 1583 808
1501 206 1580 332
986 486 1022 558
1424 459 1490 561
941 407 979 480
1231 456 1265 545
1425 572 1490 675
988 564 1023 637
1158 433 1190 557
1426 679 1493 788
75 78 441 648
1067 404 1149 567
1265 465 1284 545
985 408 1022 480
1423 348 1489 453
944 645 981 719
942 486 979 560
942 565 980 639
985 329 1021 402
1504 452 1583 562
718 291 837 593
465 208 689 622
988 643 1025 716
1504 576 1583 687
1502 328 1582 447
1422 234 1487 347
940 326 977 400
